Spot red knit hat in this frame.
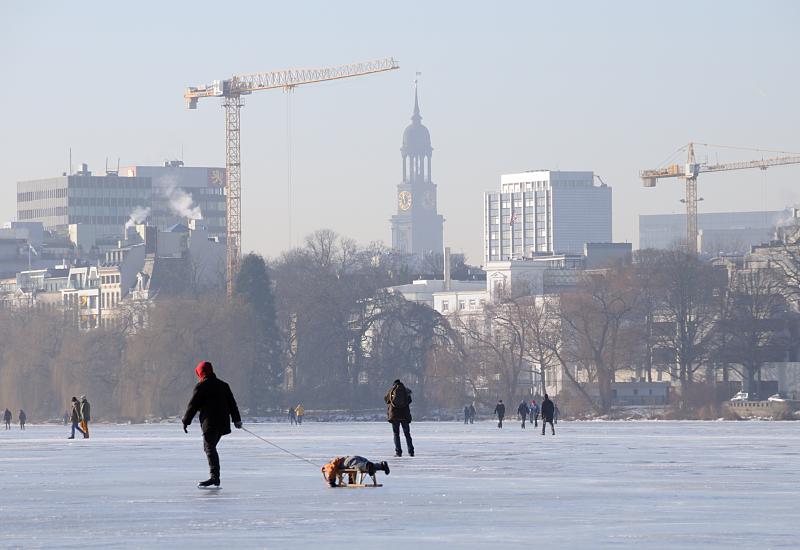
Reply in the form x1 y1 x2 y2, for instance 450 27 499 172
195 361 214 380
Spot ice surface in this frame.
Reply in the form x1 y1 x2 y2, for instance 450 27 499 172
1 421 797 549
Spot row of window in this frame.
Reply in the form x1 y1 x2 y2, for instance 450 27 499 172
101 275 120 285
18 188 67 202
440 298 485 312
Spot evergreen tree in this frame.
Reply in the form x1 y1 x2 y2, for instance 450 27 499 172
235 253 284 411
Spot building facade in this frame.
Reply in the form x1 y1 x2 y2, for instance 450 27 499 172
390 87 444 255
638 209 789 253
17 164 151 240
484 171 612 263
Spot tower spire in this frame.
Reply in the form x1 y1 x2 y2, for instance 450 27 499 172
412 72 421 123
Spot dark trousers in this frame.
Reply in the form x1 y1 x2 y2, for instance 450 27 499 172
203 430 222 478
521 416 526 428
542 418 555 435
534 413 539 427
391 420 414 455
70 421 85 438
497 416 504 428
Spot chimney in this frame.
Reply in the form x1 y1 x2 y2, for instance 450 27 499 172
444 246 451 291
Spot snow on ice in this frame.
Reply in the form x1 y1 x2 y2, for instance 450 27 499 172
0 421 797 548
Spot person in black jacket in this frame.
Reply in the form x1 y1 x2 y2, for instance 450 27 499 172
541 394 556 436
517 400 530 429
384 380 414 457
494 400 505 428
18 410 26 430
182 361 242 487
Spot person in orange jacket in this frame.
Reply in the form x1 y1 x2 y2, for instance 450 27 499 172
294 404 304 425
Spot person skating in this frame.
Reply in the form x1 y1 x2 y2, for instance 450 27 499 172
384 379 414 457
67 397 85 439
541 394 556 436
182 361 242 488
288 406 296 425
295 404 304 425
494 400 505 428
18 410 26 430
79 396 91 439
321 455 390 487
530 399 540 427
468 403 476 424
3 408 11 430
517 400 530 429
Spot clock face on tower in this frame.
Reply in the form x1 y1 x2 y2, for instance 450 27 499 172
398 190 413 211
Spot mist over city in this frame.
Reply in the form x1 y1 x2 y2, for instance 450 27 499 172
1 2 799 548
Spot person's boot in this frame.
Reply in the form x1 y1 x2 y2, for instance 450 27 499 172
380 461 390 475
395 451 402 458
409 450 414 457
198 477 220 488
67 435 75 439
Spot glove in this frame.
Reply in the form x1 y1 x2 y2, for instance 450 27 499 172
234 421 243 429
182 423 188 434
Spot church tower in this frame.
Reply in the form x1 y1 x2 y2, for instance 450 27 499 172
390 83 444 255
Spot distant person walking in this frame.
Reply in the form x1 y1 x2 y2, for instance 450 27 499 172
18 410 26 430
79 396 91 439
288 406 297 425
530 399 540 427
295 404 304 425
494 400 505 428
463 405 470 424
385 380 414 457
182 361 242 488
3 408 11 430
517 400 530 429
68 397 86 439
468 404 476 424
541 394 556 436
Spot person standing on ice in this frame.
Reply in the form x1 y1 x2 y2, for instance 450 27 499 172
295 404 304 425
517 400 530 429
530 399 540 427
79 396 91 439
385 379 414 457
182 361 242 488
18 410 26 430
541 394 556 436
67 397 86 439
3 408 11 430
468 403 476 424
463 405 470 424
288 406 296 425
494 400 505 428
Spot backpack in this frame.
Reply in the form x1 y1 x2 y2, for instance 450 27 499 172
390 384 409 408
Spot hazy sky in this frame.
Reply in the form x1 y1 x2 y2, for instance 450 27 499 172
2 1 799 264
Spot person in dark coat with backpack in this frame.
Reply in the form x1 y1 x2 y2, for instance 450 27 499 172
494 400 505 428
541 394 556 436
384 380 414 457
182 361 242 487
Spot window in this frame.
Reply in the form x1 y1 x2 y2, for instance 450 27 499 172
442 301 449 312
458 300 466 310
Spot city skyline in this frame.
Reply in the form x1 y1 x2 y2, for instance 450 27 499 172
2 1 800 265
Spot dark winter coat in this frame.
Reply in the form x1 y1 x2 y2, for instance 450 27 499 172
494 403 505 418
80 398 91 422
517 402 529 416
19 411 26 423
70 402 82 423
3 409 11 422
182 372 242 436
384 382 412 423
541 397 555 421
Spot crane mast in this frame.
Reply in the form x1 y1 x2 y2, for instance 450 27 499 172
641 142 800 254
185 57 399 296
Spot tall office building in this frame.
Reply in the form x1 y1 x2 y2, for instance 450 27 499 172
483 171 611 263
390 86 444 255
17 164 151 239
17 162 226 241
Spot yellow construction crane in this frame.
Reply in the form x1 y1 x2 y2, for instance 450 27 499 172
185 57 399 296
641 142 800 254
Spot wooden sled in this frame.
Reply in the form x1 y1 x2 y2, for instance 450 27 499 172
336 468 383 488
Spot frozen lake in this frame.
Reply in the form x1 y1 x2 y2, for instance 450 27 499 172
0 420 797 548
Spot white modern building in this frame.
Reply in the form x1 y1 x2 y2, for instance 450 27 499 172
484 170 612 263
